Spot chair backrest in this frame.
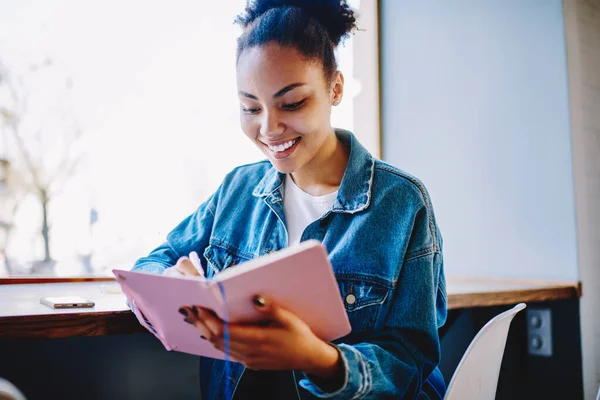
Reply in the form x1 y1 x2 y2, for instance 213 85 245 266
445 303 526 400
0 378 27 400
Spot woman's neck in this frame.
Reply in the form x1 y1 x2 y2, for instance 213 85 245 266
290 130 349 196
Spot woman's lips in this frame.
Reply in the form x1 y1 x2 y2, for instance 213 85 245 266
265 137 301 160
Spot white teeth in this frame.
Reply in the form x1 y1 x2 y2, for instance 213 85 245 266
268 138 298 152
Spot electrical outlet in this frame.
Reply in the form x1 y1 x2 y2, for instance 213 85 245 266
527 308 553 357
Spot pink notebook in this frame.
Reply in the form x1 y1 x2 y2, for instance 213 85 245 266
113 240 351 359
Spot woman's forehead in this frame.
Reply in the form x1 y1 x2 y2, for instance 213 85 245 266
236 43 324 92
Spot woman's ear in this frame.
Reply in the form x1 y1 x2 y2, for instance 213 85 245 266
331 71 344 106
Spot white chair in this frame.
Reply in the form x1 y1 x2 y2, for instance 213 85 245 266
0 378 27 400
445 303 526 400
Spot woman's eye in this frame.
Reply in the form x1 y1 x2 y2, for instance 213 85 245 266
282 99 305 110
241 107 260 114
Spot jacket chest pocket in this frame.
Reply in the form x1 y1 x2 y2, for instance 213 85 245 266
337 277 390 334
203 244 251 278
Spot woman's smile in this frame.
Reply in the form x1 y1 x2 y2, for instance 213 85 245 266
263 137 302 159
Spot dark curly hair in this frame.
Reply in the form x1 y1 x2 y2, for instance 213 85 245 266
235 0 357 86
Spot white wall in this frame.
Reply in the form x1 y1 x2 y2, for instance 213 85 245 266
380 0 579 281
564 0 600 397
352 0 381 158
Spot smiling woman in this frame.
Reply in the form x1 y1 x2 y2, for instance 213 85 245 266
129 0 447 399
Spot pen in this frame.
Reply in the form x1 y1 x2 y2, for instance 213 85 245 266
189 251 205 278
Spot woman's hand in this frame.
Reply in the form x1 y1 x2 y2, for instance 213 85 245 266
163 253 202 277
179 297 343 379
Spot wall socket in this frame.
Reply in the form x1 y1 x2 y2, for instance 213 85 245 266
527 308 553 357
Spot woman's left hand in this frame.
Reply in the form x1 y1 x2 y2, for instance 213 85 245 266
180 296 343 378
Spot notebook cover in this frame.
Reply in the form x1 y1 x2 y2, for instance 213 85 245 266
113 240 351 359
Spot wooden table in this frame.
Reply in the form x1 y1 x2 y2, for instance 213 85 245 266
0 282 146 339
446 276 581 309
0 277 581 340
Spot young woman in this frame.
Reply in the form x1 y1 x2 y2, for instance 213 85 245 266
131 1 447 398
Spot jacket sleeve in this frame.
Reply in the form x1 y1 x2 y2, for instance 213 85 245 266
131 191 218 275
300 209 447 399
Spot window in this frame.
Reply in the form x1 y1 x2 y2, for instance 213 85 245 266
0 0 377 278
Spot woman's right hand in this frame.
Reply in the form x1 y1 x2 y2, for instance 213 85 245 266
128 255 204 336
163 253 203 277
164 254 214 339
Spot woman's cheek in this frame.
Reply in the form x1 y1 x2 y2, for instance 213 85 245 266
288 109 319 133
240 115 258 139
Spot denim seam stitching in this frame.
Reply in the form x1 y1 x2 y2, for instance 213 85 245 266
207 203 216 217
207 240 255 260
404 248 439 263
331 157 375 214
252 168 284 197
346 290 389 312
349 348 364 400
335 273 395 289
375 163 439 252
353 350 370 399
163 239 183 260
395 333 425 392
133 260 171 270
358 352 369 399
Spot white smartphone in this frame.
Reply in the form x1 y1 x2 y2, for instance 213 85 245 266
40 296 95 309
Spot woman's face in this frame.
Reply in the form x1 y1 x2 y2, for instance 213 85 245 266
236 43 342 174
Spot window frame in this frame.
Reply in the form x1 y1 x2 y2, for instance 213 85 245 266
0 0 382 284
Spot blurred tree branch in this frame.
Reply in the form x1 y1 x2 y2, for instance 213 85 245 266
0 57 86 265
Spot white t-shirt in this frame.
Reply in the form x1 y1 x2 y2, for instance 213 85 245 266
283 174 338 246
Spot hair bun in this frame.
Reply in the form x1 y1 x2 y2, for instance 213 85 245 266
236 0 357 46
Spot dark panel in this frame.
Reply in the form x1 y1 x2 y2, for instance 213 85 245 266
0 333 200 400
440 299 583 400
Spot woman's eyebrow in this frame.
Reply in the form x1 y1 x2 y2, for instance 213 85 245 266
238 82 306 100
272 82 305 98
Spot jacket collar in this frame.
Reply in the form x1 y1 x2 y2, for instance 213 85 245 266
252 129 375 214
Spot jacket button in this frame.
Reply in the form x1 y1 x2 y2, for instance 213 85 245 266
345 294 356 305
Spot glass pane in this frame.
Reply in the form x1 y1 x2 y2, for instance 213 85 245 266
0 0 359 277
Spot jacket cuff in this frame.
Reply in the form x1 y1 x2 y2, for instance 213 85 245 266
299 344 370 399
131 261 167 275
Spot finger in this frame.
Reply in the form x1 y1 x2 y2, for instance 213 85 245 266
211 335 254 354
189 251 203 273
227 323 271 344
195 306 225 337
252 295 297 328
175 256 200 276
192 319 214 340
189 306 215 340
178 306 214 340
210 337 257 366
163 266 185 277
178 306 195 324
211 327 262 353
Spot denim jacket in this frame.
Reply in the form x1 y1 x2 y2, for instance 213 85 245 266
132 129 447 399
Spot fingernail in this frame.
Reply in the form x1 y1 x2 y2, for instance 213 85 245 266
192 306 199 317
179 307 189 317
201 335 207 340
184 317 194 325
253 296 265 307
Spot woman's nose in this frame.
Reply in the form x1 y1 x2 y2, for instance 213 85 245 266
259 110 285 137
